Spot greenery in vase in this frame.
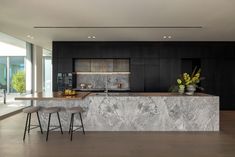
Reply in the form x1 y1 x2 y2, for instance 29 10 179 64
169 67 204 92
177 67 204 91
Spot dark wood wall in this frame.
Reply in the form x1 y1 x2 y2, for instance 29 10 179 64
53 42 235 110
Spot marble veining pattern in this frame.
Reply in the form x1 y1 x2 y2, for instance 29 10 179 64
36 95 219 131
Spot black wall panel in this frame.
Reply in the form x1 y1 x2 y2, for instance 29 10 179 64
53 41 235 110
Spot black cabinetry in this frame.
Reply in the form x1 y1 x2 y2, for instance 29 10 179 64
53 41 235 110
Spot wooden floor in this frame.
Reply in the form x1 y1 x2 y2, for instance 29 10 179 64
0 112 235 157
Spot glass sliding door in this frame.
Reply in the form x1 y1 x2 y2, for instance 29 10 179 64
9 56 25 93
0 57 7 90
0 32 30 116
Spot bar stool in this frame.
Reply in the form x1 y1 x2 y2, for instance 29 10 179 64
67 107 85 141
22 106 43 141
42 107 63 141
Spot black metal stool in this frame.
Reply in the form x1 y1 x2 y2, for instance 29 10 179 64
23 106 43 141
67 107 85 141
42 107 63 141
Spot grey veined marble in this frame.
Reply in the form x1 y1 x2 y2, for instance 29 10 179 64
36 95 219 131
76 74 130 90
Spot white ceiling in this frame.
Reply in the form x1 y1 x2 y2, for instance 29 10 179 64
0 0 235 50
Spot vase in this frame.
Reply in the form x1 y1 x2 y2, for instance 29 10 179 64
178 88 185 94
186 85 196 95
178 85 185 94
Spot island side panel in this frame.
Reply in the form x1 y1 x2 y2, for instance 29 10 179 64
36 95 219 131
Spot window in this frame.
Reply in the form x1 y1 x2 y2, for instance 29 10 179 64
43 49 52 92
0 57 7 90
0 32 26 93
0 32 30 111
9 56 25 92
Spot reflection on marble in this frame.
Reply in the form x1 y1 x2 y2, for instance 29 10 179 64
77 74 129 90
36 95 219 131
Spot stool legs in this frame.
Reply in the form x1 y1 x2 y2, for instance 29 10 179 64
23 112 43 141
23 113 30 141
68 115 72 134
70 113 74 141
46 112 63 141
79 113 85 135
36 112 43 134
69 113 85 141
28 113 31 133
46 113 51 141
57 112 63 134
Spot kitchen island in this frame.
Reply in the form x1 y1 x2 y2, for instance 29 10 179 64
15 92 219 131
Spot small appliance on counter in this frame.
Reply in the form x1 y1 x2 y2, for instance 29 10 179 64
80 83 86 89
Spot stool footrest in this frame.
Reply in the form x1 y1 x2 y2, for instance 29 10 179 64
49 126 61 131
29 125 40 130
72 126 83 132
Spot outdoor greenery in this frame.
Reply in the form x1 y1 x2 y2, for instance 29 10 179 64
12 71 25 94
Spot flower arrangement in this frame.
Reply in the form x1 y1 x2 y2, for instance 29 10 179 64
175 67 204 94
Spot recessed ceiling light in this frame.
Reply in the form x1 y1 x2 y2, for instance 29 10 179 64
163 36 167 39
27 35 34 39
168 36 172 39
88 36 96 39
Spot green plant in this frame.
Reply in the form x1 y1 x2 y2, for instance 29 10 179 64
12 71 25 94
169 67 205 92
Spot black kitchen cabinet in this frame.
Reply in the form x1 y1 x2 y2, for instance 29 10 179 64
53 41 235 110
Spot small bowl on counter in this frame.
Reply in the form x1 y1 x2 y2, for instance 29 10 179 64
63 89 77 96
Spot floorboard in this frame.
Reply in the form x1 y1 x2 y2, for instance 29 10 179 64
0 111 235 157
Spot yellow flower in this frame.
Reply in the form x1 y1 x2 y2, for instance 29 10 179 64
177 79 182 84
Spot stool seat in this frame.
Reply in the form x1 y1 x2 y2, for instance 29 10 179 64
42 107 61 114
23 106 40 113
67 107 85 113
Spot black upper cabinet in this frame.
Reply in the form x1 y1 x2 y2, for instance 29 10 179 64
144 64 160 91
130 64 144 91
159 58 180 91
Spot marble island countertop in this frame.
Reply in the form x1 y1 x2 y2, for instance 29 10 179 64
14 92 90 100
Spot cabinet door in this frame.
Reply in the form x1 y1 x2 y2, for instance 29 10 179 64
144 64 160 91
159 59 180 91
144 58 160 91
113 59 130 72
130 58 144 91
74 59 91 72
91 59 113 72
218 59 235 110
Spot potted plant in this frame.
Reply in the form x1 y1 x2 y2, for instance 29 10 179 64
176 67 204 95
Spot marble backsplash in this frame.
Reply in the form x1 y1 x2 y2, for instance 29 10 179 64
76 74 130 90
